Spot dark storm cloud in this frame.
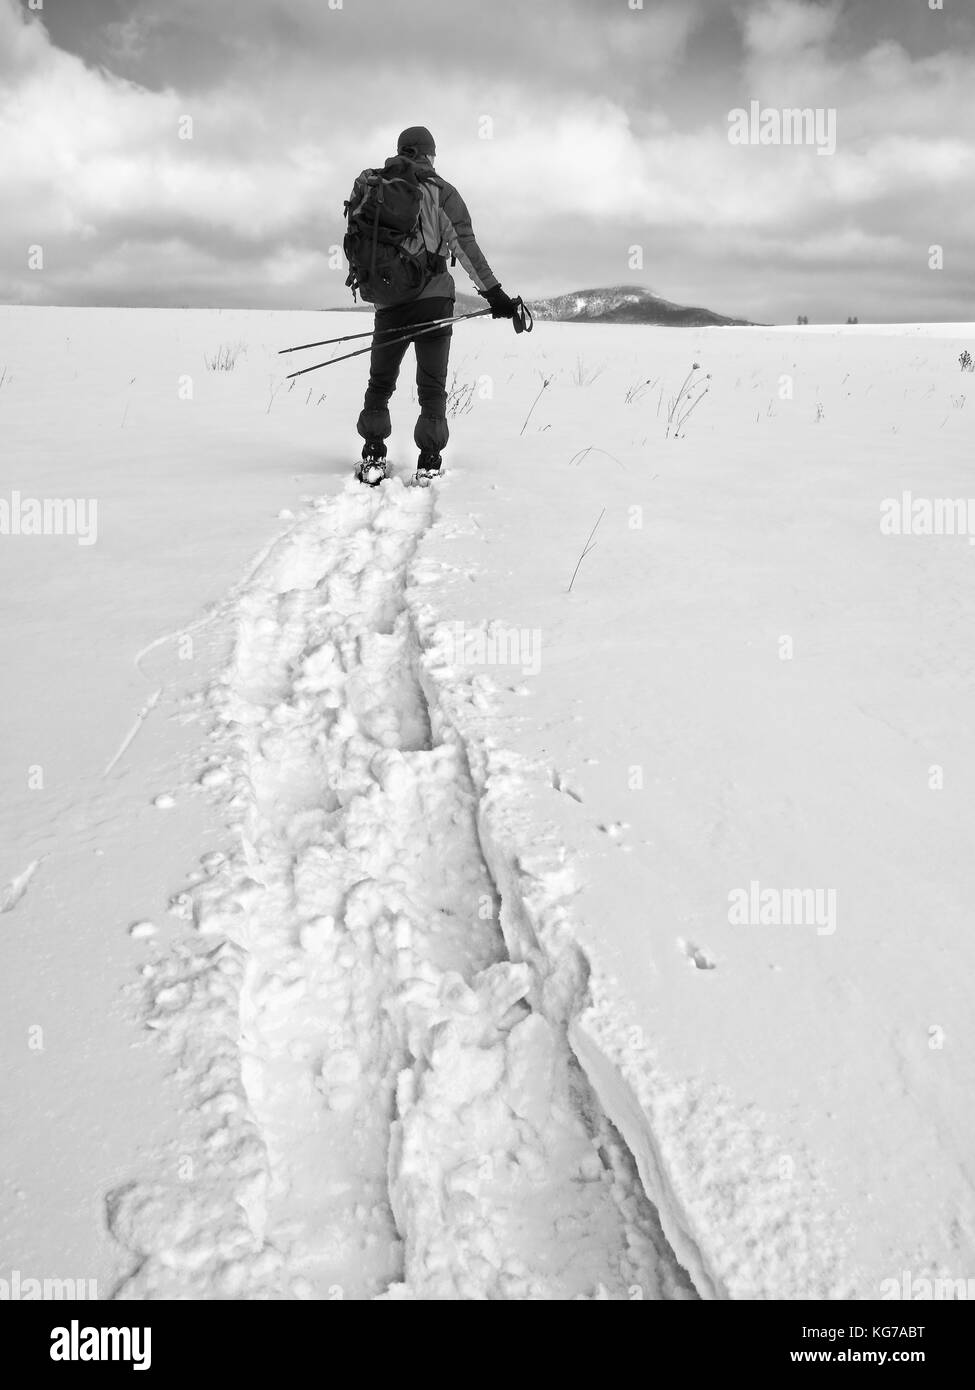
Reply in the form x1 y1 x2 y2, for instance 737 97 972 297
42 0 975 99
41 0 701 98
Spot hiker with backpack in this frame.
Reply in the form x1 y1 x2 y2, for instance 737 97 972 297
343 125 523 486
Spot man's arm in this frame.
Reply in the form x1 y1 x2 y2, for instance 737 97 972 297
438 182 499 293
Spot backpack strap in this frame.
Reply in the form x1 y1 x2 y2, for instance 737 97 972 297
368 180 384 287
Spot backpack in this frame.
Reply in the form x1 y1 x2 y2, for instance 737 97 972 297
343 157 446 307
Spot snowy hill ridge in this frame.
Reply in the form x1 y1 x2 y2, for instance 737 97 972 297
530 285 754 326
454 284 754 327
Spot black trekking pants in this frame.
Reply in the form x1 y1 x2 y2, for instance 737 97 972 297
357 296 454 455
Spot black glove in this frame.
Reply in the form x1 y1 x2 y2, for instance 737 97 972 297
483 284 518 319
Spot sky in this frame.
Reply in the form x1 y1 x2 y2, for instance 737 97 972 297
1 0 973 323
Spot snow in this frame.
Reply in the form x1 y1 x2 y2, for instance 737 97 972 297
1 304 973 1299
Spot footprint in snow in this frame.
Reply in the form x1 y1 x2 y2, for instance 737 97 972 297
1 859 42 913
551 770 583 803
597 822 631 849
677 938 717 971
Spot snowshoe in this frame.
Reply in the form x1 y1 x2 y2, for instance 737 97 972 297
356 458 389 487
356 441 388 488
411 451 443 488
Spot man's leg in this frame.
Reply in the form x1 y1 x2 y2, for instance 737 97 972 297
357 306 411 447
413 306 453 457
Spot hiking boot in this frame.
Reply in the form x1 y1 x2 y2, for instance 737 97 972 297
413 451 443 486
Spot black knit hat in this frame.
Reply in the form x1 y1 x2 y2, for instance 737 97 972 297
397 125 436 157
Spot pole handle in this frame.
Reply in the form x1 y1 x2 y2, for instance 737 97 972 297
512 298 534 334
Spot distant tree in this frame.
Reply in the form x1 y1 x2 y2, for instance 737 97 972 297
847 316 859 324
797 315 809 325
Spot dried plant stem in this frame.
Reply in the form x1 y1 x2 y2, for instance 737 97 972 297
520 375 552 436
567 508 606 593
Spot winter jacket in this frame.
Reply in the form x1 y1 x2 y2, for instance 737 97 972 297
412 169 499 303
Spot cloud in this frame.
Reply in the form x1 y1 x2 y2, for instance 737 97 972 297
741 0 842 57
0 0 48 77
102 13 156 67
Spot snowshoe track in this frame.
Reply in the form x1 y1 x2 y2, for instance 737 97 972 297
109 479 691 1301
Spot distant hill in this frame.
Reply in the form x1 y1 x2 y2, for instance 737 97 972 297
465 285 755 327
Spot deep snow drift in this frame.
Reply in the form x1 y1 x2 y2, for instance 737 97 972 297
1 305 973 1299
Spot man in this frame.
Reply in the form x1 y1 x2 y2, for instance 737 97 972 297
355 125 520 485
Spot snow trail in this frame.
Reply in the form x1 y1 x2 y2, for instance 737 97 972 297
110 479 691 1300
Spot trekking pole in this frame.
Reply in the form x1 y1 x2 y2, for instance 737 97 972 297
284 308 494 380
278 311 468 356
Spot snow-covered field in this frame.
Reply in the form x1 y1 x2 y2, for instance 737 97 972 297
1 305 973 1300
